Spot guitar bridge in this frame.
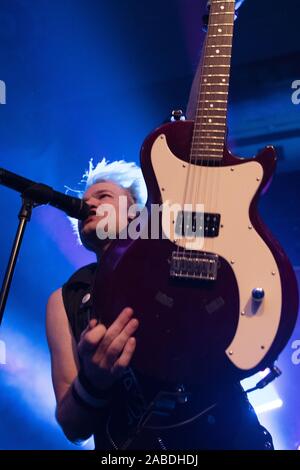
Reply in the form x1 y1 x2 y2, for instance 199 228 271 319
170 251 219 281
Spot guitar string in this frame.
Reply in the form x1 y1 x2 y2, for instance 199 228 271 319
174 26 208 269
191 0 229 274
211 0 235 261
175 0 235 276
187 29 209 261
193 0 220 263
181 3 214 269
193 0 235 274
210 0 235 260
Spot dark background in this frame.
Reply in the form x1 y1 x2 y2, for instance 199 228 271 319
0 0 299 449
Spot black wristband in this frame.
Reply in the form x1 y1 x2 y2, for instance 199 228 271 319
71 383 97 411
78 368 113 400
72 374 111 410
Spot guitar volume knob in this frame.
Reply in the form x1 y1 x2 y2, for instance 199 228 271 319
252 288 265 302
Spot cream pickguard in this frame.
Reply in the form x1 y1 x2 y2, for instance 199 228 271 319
151 134 282 370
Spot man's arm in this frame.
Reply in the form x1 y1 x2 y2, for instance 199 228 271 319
46 288 98 442
46 288 138 443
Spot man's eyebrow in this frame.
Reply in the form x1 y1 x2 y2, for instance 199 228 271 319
92 189 113 196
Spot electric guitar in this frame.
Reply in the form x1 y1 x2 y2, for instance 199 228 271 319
93 0 299 386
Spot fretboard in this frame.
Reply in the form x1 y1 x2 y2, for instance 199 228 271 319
191 0 235 162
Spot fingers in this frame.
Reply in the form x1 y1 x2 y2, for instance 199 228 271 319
95 307 135 354
78 321 107 356
79 319 98 340
111 337 137 377
77 308 138 388
97 317 139 369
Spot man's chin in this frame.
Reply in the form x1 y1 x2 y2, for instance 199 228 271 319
80 231 111 253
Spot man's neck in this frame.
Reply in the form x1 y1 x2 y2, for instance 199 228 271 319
96 240 112 263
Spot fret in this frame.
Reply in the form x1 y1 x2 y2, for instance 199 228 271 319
202 84 228 88
193 131 225 135
194 127 226 132
209 23 234 26
197 131 226 135
200 83 228 86
193 143 224 147
199 92 228 95
206 55 231 58
195 136 225 141
202 83 228 86
194 141 225 144
197 108 227 112
191 150 223 154
197 110 226 113
194 128 226 132
193 137 225 142
195 116 226 120
194 140 225 143
202 76 229 79
195 123 226 127
201 108 227 112
203 76 228 80
206 45 232 48
197 123 226 126
193 139 224 143
206 46 232 50
203 65 230 68
204 55 231 59
199 114 226 118
193 145 224 153
200 85 228 89
197 105 227 109
207 34 232 38
210 12 235 16
198 99 227 103
198 123 226 128
192 149 224 154
191 152 223 157
195 122 226 132
199 125 226 129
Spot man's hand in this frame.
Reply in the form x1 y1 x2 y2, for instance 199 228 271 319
78 307 139 391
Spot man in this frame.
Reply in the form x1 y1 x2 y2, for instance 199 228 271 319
46 159 147 447
47 0 273 450
46 158 274 450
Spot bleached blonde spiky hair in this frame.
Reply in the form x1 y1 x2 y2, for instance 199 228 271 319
67 158 148 244
82 158 147 206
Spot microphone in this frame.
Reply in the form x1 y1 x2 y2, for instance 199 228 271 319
0 167 90 220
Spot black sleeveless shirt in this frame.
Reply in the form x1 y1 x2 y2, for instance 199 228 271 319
61 264 274 450
62 262 97 342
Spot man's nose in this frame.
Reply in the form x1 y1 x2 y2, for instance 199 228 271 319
84 197 99 211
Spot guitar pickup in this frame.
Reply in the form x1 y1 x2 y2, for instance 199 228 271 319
170 251 219 281
175 211 221 238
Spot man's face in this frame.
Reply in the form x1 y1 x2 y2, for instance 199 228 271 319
79 180 134 253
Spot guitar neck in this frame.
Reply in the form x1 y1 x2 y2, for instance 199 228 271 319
191 0 235 162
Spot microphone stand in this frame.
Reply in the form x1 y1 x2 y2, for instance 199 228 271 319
0 195 40 326
0 174 89 326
